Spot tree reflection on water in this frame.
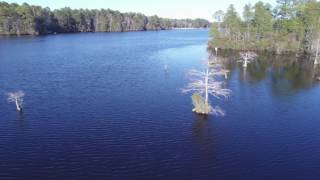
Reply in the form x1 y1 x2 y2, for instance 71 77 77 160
212 50 320 95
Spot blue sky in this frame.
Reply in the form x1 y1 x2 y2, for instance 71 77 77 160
5 0 276 21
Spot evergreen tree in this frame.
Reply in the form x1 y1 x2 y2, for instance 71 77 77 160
0 1 210 36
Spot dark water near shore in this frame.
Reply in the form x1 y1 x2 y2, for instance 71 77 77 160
0 29 320 180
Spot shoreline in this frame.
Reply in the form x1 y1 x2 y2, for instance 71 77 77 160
0 28 209 37
207 45 305 56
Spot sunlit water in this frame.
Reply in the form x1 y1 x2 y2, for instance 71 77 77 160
0 29 320 179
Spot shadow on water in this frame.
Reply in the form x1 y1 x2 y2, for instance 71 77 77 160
214 50 320 96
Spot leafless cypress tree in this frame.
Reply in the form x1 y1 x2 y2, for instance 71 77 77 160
7 91 25 111
183 59 231 115
315 39 320 65
238 51 257 68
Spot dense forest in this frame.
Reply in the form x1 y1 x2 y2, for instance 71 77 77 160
0 1 210 36
209 0 320 55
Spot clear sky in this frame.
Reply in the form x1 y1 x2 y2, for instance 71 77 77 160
5 0 276 21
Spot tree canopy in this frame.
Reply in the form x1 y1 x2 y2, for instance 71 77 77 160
209 0 320 55
0 1 210 36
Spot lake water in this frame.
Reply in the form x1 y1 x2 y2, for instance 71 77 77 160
0 29 320 179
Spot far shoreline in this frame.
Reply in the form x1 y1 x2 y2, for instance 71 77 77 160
0 27 210 38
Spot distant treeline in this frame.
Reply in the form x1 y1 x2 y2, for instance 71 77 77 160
209 0 320 54
0 1 210 36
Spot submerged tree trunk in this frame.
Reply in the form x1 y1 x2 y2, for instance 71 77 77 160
215 47 218 56
15 99 22 111
243 58 248 68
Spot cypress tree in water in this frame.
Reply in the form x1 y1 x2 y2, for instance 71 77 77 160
238 51 258 68
183 57 231 116
7 91 25 111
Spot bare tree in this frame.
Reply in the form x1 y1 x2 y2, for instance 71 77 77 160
238 51 257 68
315 39 320 65
182 60 231 115
7 91 25 111
209 55 230 79
214 47 219 56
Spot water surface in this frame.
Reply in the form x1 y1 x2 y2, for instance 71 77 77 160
0 29 320 179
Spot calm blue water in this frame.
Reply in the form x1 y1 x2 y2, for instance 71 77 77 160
0 29 320 179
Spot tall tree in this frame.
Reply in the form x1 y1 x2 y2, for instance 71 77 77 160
253 2 273 43
223 5 242 48
243 4 254 44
